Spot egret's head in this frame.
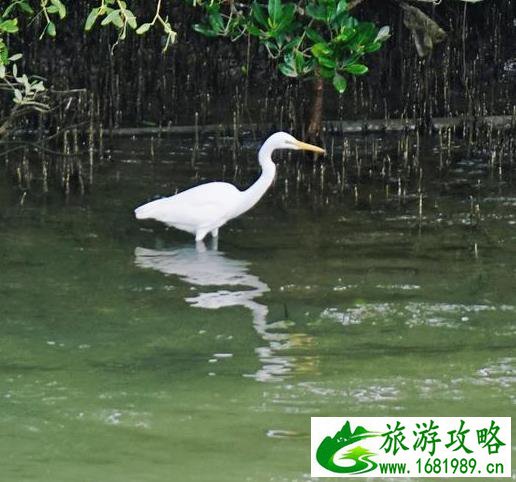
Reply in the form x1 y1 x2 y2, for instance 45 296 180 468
265 131 325 154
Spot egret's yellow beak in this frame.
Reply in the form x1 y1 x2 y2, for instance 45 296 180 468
294 140 326 155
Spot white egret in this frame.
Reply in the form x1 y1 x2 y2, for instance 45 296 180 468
134 131 325 241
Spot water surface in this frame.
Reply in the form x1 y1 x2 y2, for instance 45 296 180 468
0 135 514 481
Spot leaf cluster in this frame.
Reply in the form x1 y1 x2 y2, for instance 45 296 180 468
193 0 391 92
85 0 176 51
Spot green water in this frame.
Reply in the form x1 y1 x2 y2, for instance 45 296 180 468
0 136 514 481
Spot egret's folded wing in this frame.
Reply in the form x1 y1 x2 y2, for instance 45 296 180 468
135 182 241 228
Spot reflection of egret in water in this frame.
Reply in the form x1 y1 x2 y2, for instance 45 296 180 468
134 243 309 381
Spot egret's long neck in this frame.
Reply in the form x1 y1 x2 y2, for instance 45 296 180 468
236 143 276 216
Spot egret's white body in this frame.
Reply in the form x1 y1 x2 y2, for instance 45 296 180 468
134 132 324 241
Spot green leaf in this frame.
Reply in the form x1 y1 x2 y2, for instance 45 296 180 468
246 24 262 36
114 16 124 28
306 28 325 43
283 51 296 69
163 21 173 35
8 53 23 62
136 22 152 35
375 25 390 42
295 50 305 73
263 39 280 56
336 0 348 17
319 67 334 80
325 2 335 22
50 0 66 19
124 9 137 29
101 10 123 28
268 0 282 25
85 8 99 31
282 37 299 51
345 63 368 75
46 21 56 37
208 10 224 33
277 3 295 31
251 2 267 27
305 4 326 21
303 58 317 74
333 72 347 93
278 62 297 77
19 2 34 14
312 41 336 69
335 26 355 43
318 56 336 69
364 41 382 53
311 42 332 59
354 22 376 45
0 49 8 65
193 23 217 37
0 19 19 34
4 1 34 16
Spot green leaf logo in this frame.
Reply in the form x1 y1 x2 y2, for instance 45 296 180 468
316 421 379 474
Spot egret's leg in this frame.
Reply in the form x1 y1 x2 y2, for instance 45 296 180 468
211 228 219 238
195 230 208 242
195 240 207 253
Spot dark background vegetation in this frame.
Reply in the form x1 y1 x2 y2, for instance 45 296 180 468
13 0 516 132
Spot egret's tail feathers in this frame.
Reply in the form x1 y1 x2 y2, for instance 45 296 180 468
134 203 155 220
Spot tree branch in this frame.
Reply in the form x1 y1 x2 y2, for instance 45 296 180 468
347 0 444 12
348 0 367 10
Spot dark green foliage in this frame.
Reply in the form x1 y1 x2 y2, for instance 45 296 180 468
193 0 391 92
0 1 388 93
